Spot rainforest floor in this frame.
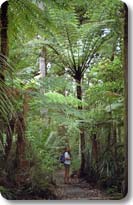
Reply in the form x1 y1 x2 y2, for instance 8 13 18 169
53 169 112 200
1 169 122 200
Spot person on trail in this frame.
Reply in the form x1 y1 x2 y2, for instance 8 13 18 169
63 146 71 184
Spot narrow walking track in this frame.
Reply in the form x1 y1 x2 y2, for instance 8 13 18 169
53 170 109 200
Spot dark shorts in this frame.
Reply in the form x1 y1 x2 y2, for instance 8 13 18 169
64 164 70 168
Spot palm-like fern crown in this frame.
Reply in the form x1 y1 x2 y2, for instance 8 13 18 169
8 0 123 78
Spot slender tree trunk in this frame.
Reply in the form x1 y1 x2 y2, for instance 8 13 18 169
76 77 86 176
92 134 98 170
112 122 118 173
39 47 47 78
123 3 128 196
0 1 8 80
15 112 26 169
106 112 112 176
117 126 121 143
107 126 111 148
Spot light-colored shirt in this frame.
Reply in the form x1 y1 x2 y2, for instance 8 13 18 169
64 151 71 165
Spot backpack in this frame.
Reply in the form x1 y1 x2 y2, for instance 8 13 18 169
60 152 65 163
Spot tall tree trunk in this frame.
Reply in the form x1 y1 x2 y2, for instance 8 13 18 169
0 1 8 80
123 3 128 196
39 46 47 78
76 77 86 176
0 1 11 160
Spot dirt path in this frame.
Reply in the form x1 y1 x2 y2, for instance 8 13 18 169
53 169 109 200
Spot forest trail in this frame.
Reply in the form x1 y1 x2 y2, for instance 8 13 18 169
54 169 109 200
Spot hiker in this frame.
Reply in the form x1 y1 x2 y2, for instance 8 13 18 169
63 146 71 184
